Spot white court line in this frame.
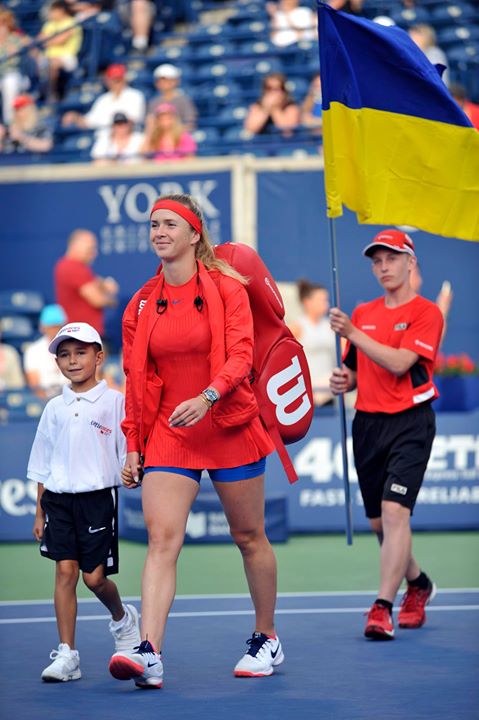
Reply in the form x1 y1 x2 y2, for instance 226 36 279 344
1 588 478 606
1 605 479 625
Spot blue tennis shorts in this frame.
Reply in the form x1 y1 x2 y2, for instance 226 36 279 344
143 458 266 483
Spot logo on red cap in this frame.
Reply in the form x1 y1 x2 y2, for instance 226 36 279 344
363 229 415 257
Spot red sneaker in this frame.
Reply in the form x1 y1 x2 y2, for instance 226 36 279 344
364 602 395 640
398 581 437 629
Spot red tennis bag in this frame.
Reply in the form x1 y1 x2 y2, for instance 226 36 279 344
215 243 313 484
129 243 314 483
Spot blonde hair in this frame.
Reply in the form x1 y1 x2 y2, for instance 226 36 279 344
157 193 248 285
147 113 183 152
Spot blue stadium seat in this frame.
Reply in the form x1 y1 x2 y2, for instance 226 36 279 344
0 290 44 316
0 400 46 421
429 3 478 28
437 26 479 49
222 126 256 143
227 2 269 24
276 144 322 158
447 43 479 101
390 6 431 28
286 77 310 102
58 87 103 114
218 105 249 125
189 23 230 42
192 127 221 145
0 315 36 350
60 133 95 160
235 39 277 58
0 388 44 410
193 42 237 62
195 62 229 83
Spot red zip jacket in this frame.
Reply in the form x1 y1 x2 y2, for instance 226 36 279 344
121 260 261 454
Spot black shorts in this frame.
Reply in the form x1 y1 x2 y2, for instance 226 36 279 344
40 487 119 575
352 403 436 519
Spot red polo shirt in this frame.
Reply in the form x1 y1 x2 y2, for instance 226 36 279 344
344 295 443 413
54 256 104 335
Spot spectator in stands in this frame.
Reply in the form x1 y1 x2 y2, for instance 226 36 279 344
266 0 317 48
289 279 336 407
23 304 69 399
90 111 144 164
409 24 449 86
141 102 197 162
449 82 479 131
0 330 25 390
54 229 119 336
61 63 145 139
37 0 82 101
146 64 197 132
301 72 322 134
327 0 364 15
244 72 300 136
0 6 30 125
0 95 53 153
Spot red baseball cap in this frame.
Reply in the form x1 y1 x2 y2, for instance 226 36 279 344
13 94 34 110
363 229 416 257
104 64 126 79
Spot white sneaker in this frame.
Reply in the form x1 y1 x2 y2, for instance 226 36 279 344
234 632 284 677
41 643 81 682
109 639 163 689
109 604 141 653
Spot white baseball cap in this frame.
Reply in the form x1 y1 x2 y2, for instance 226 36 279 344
48 322 103 354
153 63 180 80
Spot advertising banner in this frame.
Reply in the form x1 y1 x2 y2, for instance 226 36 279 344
1 411 478 542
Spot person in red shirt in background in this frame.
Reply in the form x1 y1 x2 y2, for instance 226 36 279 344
108 193 282 690
449 82 479 131
329 230 443 641
54 229 119 336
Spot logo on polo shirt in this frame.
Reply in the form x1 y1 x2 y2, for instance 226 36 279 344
90 420 112 436
394 322 409 331
415 339 433 352
361 325 376 330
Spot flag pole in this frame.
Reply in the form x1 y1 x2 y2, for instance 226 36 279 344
328 217 353 545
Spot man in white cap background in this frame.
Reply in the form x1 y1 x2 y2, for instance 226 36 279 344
328 229 444 642
145 63 197 133
23 304 70 399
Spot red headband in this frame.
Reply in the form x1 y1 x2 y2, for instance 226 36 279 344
150 199 202 234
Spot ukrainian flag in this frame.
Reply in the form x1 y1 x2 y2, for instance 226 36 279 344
317 3 479 241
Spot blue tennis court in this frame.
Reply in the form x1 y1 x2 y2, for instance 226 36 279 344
1 590 478 720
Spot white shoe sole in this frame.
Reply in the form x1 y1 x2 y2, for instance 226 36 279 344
42 668 81 682
234 649 285 677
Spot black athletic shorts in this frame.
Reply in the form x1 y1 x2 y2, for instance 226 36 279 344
40 487 119 575
352 403 436 519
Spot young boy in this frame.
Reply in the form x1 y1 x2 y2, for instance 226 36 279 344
28 322 140 682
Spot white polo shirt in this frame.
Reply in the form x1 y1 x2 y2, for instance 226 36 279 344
27 380 126 493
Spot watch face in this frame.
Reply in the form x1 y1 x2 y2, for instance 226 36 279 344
204 389 219 404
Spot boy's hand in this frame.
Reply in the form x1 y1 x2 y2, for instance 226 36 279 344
32 515 44 541
122 452 143 488
329 367 350 395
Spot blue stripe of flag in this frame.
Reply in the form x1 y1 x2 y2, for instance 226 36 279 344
317 2 472 128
